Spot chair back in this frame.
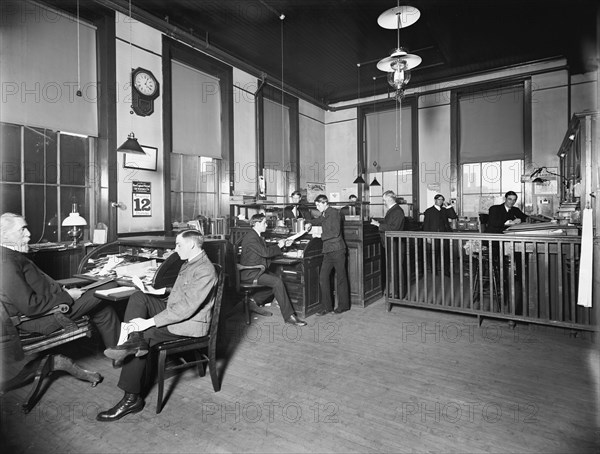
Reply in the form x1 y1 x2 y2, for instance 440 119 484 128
208 264 225 351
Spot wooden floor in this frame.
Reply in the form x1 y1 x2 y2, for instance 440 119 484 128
1 296 598 453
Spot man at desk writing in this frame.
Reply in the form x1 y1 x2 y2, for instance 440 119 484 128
487 191 528 234
97 229 217 421
0 213 120 349
239 214 307 327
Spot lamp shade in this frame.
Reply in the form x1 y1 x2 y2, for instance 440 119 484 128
370 177 381 187
62 212 87 227
117 132 145 154
353 175 366 184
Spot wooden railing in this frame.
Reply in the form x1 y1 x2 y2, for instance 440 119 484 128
384 231 597 331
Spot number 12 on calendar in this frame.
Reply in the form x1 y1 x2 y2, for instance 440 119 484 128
132 181 152 217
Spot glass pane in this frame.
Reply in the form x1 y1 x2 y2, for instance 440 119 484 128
397 169 412 197
502 160 522 193
182 192 196 221
171 192 181 224
0 183 22 214
462 163 481 194
1 123 21 182
60 133 88 186
481 161 501 193
25 186 58 243
199 157 216 193
170 154 182 191
462 195 481 217
383 171 398 193
182 155 199 192
24 127 57 184
204 193 216 218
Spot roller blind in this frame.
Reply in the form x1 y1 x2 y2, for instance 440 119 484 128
365 105 412 172
264 98 290 170
0 0 98 136
172 60 222 158
459 85 524 163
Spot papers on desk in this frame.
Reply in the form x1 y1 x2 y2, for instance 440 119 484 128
286 229 308 242
95 287 135 297
131 275 166 295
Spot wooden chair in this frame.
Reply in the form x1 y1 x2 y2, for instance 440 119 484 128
0 302 101 413
233 238 272 324
153 264 224 414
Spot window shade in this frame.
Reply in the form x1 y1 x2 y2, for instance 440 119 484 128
172 60 222 158
264 98 290 170
1 0 97 136
459 85 524 163
365 105 412 172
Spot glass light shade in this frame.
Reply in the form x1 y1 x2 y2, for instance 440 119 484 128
387 63 411 90
62 212 87 227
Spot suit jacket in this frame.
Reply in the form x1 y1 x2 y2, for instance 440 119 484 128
308 206 346 253
487 204 528 234
153 249 217 337
423 206 458 232
378 204 405 243
0 246 73 318
240 229 283 282
283 204 313 220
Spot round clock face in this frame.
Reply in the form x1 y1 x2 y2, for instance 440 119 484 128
134 71 157 96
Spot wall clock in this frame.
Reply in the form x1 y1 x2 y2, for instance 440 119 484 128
131 67 159 117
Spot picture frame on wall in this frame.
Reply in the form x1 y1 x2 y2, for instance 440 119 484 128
123 145 158 171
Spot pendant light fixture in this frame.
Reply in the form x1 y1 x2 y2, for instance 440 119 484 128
376 3 421 100
117 0 145 154
353 65 366 185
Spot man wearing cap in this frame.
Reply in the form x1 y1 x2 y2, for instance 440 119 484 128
423 194 458 233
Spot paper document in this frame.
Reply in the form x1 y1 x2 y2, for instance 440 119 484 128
132 275 166 295
95 287 134 297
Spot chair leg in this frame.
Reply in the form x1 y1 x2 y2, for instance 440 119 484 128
51 354 102 387
208 349 220 392
22 355 53 413
244 293 251 325
194 350 206 377
156 350 167 414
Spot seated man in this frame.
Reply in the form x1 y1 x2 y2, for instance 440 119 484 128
0 213 119 349
97 229 217 421
487 191 528 234
240 214 306 327
283 190 313 220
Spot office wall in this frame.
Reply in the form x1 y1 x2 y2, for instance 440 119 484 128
232 68 257 197
324 109 358 199
299 100 326 190
115 13 164 233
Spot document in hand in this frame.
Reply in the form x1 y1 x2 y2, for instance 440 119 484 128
131 275 166 295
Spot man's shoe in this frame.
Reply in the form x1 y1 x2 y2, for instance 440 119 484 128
96 392 144 421
333 308 348 314
104 333 149 362
315 310 333 316
285 314 307 326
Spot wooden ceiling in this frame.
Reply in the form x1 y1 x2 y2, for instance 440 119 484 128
48 0 598 106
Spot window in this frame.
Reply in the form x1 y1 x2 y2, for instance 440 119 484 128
0 122 95 243
170 154 219 222
456 83 528 216
461 160 523 217
260 85 299 202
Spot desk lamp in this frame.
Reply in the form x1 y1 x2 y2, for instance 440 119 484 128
62 203 87 248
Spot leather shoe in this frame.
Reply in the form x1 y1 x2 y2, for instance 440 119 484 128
333 308 348 314
315 310 333 316
104 333 149 362
96 392 144 421
285 314 307 326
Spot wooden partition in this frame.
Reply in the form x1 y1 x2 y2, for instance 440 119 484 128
385 231 597 332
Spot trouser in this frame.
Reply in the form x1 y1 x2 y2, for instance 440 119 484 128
250 272 295 321
319 249 350 312
117 291 182 394
18 281 120 348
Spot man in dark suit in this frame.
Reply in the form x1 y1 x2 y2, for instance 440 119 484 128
423 194 458 232
487 191 528 234
283 191 313 220
0 213 119 349
371 190 405 244
423 194 458 274
239 214 306 327
305 194 350 315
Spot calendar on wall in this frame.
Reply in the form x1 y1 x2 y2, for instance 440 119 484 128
132 181 152 217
